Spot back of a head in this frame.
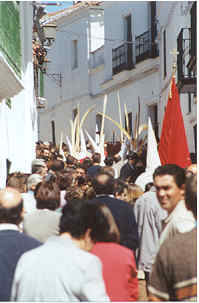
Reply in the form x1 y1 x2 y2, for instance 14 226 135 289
55 171 72 190
6 172 29 193
59 200 120 243
48 160 64 172
127 183 144 204
31 159 46 174
59 199 99 238
100 166 115 178
185 174 197 219
114 179 128 196
27 174 43 191
92 153 101 164
153 164 186 188
64 187 84 202
34 180 60 210
113 154 121 163
0 187 23 225
104 157 114 167
92 172 114 195
81 158 93 170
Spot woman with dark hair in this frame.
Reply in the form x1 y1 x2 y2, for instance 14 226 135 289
90 205 138 301
23 179 61 243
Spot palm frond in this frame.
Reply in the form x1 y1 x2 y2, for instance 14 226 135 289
98 112 131 140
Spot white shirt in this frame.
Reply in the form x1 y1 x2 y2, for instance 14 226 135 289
158 200 196 248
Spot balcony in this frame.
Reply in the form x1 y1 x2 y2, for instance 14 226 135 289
90 45 104 69
135 30 159 63
177 28 196 94
0 2 21 78
112 42 134 75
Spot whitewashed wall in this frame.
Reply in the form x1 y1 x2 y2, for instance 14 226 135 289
40 1 196 154
0 2 37 186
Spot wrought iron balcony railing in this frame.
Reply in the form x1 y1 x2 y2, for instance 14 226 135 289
135 30 159 63
177 28 196 94
0 2 21 77
112 42 134 75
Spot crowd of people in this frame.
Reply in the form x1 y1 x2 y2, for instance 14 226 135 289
0 139 197 301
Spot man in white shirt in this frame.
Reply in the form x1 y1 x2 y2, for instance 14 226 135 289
153 164 195 248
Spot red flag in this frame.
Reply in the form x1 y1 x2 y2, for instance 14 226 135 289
158 77 191 168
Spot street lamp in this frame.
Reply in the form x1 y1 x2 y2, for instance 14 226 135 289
42 23 57 47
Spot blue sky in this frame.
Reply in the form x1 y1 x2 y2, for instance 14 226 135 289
43 1 73 13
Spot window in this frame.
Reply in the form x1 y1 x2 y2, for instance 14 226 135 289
163 30 167 78
72 40 78 69
40 70 44 97
124 14 133 69
188 93 192 113
148 104 159 141
51 120 56 146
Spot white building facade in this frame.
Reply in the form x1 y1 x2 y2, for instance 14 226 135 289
0 1 38 188
40 1 196 160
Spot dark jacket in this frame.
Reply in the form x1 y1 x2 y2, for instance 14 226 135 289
120 162 144 182
89 196 139 252
0 230 41 301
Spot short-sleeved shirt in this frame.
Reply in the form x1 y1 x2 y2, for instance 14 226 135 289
148 228 197 301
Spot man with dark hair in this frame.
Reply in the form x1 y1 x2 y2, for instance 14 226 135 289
23 180 61 243
153 164 195 247
48 159 65 172
148 174 197 301
31 159 48 178
87 152 101 177
11 200 109 301
120 151 144 182
0 187 41 301
90 172 139 252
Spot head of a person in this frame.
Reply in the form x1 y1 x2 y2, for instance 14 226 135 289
6 172 30 193
48 159 65 172
185 174 197 219
27 174 43 191
186 164 197 178
64 187 84 202
127 151 139 166
34 180 60 210
66 155 77 167
0 187 23 225
59 200 120 251
153 164 186 214
75 167 86 178
126 183 144 205
145 182 154 192
114 179 128 201
92 172 115 195
113 154 121 163
100 166 115 178
31 159 48 177
41 148 50 161
92 153 101 164
104 157 114 167
81 158 93 170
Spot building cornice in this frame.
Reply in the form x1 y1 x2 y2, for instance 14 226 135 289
100 57 160 94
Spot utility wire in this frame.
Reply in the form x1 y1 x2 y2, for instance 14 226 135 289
59 27 158 46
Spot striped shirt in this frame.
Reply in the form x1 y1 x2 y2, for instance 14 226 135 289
148 228 197 301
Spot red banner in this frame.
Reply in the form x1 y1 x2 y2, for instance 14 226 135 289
159 77 191 168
